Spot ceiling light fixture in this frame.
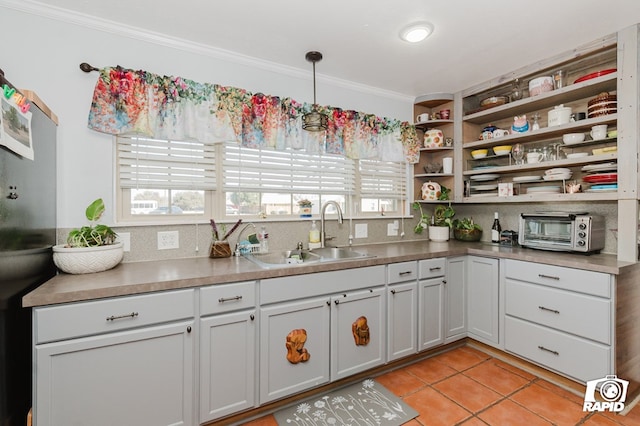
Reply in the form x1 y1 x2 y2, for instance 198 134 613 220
302 51 328 132
399 22 434 43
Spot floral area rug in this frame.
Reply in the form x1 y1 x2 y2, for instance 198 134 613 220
273 379 418 425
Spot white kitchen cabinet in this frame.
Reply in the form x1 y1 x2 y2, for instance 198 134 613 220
467 256 499 345
387 262 418 361
259 266 385 403
445 256 466 342
503 259 613 383
33 290 195 426
199 281 256 422
331 287 386 380
259 296 331 404
418 258 446 351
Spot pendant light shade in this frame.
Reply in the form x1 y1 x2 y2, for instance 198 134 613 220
302 51 328 132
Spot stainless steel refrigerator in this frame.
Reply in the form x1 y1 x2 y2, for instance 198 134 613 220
0 70 57 426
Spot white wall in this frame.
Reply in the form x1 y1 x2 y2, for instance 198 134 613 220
1 5 413 227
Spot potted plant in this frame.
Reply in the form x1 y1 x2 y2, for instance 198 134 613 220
412 202 455 242
52 198 124 274
297 199 313 218
453 217 483 242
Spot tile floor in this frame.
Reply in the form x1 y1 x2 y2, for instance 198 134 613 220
243 346 640 426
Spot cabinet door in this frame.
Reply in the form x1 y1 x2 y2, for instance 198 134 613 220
467 256 499 345
445 256 466 341
418 277 444 351
331 287 386 380
388 282 418 361
35 321 194 426
200 310 256 422
260 297 330 403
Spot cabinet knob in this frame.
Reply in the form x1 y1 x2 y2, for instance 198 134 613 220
334 300 340 305
391 289 396 295
187 326 192 333
442 279 447 285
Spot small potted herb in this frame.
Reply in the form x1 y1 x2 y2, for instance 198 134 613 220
453 217 483 242
412 202 455 241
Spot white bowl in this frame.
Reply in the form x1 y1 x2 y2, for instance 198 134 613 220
53 242 124 274
562 133 586 144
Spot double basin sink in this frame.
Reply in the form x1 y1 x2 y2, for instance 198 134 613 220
243 246 374 269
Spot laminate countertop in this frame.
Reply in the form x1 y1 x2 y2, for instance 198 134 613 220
23 240 637 307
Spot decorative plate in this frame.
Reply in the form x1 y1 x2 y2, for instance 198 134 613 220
582 173 618 184
512 175 542 182
582 163 617 172
574 68 616 84
470 173 500 181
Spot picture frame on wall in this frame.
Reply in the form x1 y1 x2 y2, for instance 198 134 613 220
0 94 33 160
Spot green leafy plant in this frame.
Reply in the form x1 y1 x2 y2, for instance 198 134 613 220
453 217 482 231
66 198 118 247
453 217 483 242
412 202 455 234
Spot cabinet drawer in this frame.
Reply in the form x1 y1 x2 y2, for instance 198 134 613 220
506 280 611 344
504 259 611 297
419 258 446 279
505 316 610 383
261 265 385 304
35 289 195 344
387 261 417 284
200 281 256 315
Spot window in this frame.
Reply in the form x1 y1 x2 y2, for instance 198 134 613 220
116 137 408 222
117 136 215 221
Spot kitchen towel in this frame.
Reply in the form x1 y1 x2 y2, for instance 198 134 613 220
273 379 418 425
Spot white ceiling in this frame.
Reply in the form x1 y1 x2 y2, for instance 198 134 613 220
23 0 640 97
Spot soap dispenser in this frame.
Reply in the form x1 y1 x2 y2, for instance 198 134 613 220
259 226 269 253
309 220 321 250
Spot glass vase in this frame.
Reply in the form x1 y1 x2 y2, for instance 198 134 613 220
209 241 231 258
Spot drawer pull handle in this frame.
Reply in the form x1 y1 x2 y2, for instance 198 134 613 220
538 345 559 356
538 274 560 280
538 306 560 314
429 267 442 272
106 312 138 322
442 279 447 285
218 295 243 303
399 271 413 276
391 289 396 295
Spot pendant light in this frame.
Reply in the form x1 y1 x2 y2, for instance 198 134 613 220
302 51 328 132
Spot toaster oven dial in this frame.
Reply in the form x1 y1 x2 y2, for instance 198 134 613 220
577 240 586 246
578 223 587 230
578 231 586 238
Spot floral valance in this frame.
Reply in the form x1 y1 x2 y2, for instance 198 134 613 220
87 66 420 163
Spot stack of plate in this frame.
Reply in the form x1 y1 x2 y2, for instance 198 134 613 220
582 170 618 192
587 92 617 118
526 186 562 194
543 168 572 181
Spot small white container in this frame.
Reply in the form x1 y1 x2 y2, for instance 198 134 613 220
548 104 572 127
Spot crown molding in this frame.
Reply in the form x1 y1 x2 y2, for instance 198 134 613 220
1 0 414 103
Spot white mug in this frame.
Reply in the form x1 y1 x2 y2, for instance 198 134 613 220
492 129 509 138
526 152 544 164
590 124 608 140
416 113 429 123
442 157 453 174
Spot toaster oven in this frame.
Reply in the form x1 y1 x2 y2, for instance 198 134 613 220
518 212 605 253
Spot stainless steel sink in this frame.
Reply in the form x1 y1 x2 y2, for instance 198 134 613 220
243 247 374 269
243 249 321 269
310 247 374 261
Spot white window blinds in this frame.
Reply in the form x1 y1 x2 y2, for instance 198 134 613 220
223 143 355 194
117 137 216 190
359 159 407 199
